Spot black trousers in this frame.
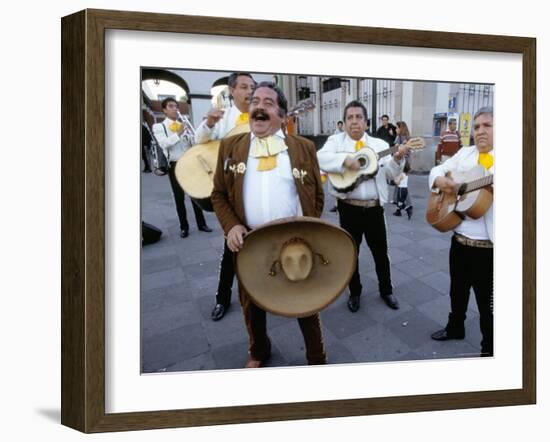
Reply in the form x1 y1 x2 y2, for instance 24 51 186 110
337 200 393 297
215 241 235 307
141 143 151 170
167 162 206 231
447 236 494 355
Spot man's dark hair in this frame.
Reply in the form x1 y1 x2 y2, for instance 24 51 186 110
337 120 343 125
343 100 368 121
228 72 255 89
161 97 178 109
473 106 493 121
381 114 390 120
252 81 288 117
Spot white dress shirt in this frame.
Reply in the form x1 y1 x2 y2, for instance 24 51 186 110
152 118 191 162
194 105 243 143
317 132 404 204
243 130 303 229
429 145 494 241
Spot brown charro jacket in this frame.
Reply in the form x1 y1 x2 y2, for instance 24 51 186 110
211 133 324 234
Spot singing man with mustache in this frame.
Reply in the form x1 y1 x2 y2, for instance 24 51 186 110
211 81 326 368
428 107 494 357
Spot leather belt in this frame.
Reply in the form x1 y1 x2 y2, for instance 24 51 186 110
453 233 493 249
341 198 380 208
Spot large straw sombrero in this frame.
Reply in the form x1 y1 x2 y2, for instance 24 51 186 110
236 216 357 318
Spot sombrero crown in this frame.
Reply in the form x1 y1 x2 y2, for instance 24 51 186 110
236 216 356 318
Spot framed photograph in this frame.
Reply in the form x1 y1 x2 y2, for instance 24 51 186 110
61 9 536 433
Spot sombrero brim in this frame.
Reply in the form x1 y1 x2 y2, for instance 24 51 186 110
236 216 357 318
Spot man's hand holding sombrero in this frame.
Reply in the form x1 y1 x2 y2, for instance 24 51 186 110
227 224 248 252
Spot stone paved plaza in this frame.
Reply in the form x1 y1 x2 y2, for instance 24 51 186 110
140 169 484 373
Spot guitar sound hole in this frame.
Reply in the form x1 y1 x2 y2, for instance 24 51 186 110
358 157 367 167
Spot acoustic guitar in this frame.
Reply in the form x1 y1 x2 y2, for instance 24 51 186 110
327 137 425 193
425 165 493 233
175 100 316 212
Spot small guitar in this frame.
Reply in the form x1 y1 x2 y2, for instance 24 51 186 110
426 165 493 233
327 137 426 193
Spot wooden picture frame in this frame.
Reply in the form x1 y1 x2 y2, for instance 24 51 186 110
61 8 536 433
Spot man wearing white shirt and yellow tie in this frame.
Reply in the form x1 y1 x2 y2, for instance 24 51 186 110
152 98 211 238
211 82 326 368
317 101 409 313
429 107 494 357
194 73 256 322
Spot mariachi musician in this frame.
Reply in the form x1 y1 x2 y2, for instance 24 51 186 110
152 97 212 238
194 73 256 322
428 107 494 357
317 100 409 314
211 81 327 368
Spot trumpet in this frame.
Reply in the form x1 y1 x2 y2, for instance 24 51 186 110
177 110 196 146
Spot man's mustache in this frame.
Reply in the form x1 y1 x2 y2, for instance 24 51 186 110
251 110 270 121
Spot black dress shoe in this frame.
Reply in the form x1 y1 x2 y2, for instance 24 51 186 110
142 167 152 173
198 225 213 233
381 293 400 309
211 304 227 321
431 328 465 341
180 229 189 238
347 295 360 312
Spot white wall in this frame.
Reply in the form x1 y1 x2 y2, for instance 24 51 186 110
1 1 547 441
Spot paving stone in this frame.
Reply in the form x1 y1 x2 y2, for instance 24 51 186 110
180 259 221 279
386 247 414 264
141 300 202 339
319 328 358 365
384 308 447 350
321 302 376 340
395 257 439 279
202 309 249 350
414 339 481 360
416 236 451 251
366 266 414 288
140 283 190 312
342 323 411 363
141 267 187 292
142 324 210 372
141 253 181 275
268 321 310 364
364 295 413 324
164 352 218 373
387 233 415 248
141 242 176 260
419 271 450 294
393 278 444 307
209 340 250 370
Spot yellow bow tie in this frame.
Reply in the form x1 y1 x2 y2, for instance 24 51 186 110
251 136 288 171
478 152 494 170
354 140 365 151
236 113 249 126
169 121 182 133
